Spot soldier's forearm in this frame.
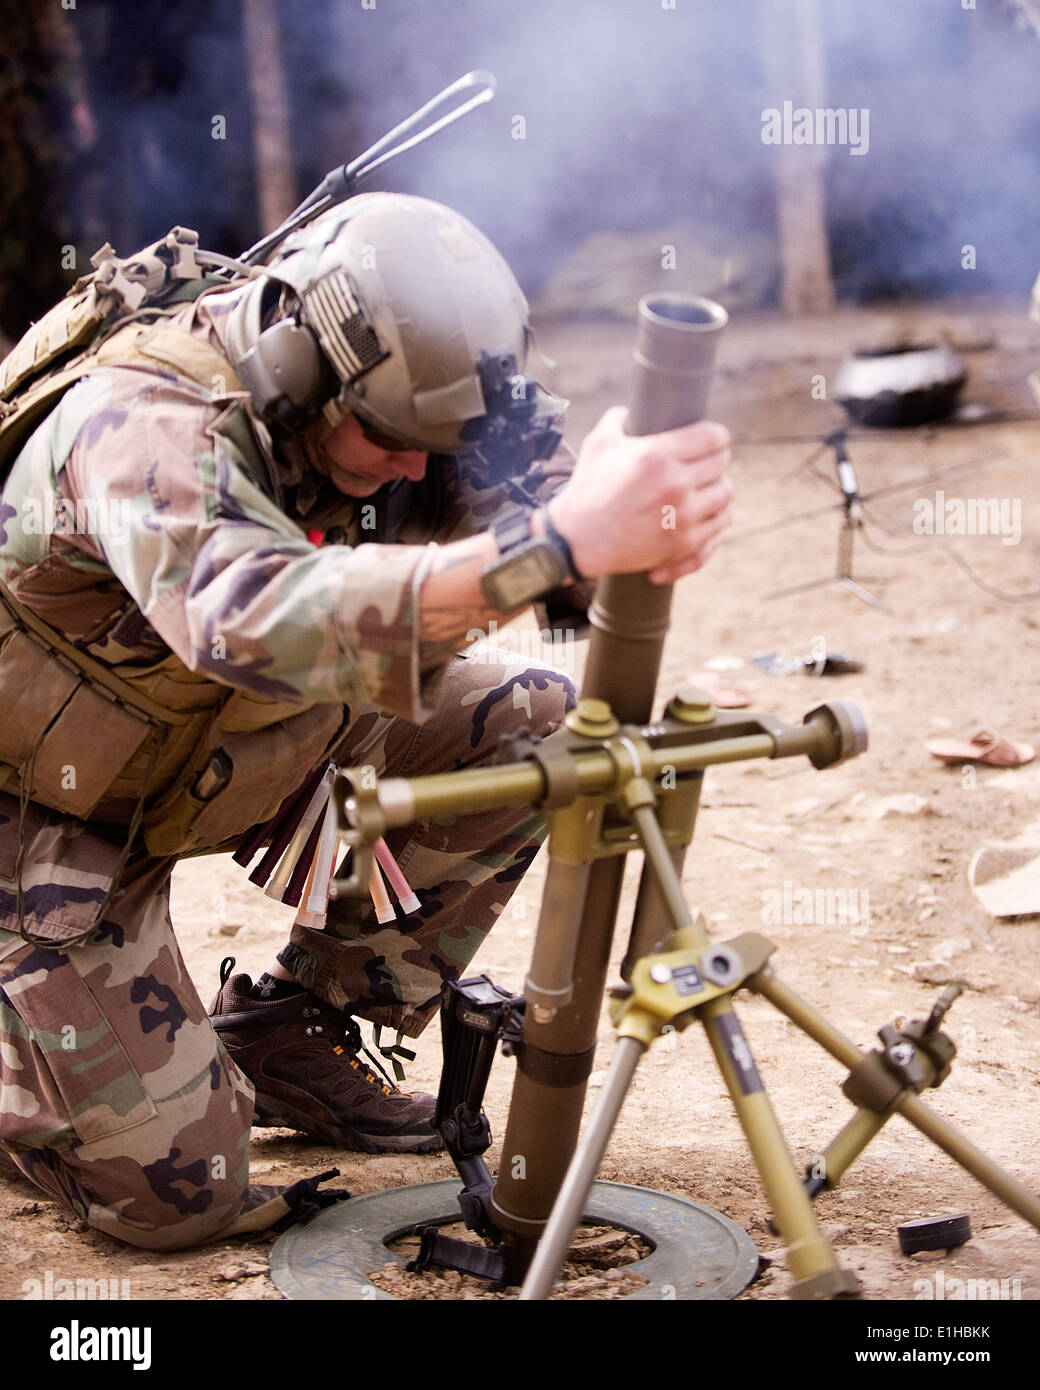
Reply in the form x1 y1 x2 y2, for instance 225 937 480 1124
417 512 558 672
417 532 512 673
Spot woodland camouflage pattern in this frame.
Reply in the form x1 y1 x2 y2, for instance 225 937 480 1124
0 851 256 1249
0 281 584 1243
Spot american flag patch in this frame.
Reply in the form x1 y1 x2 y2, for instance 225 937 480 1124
302 269 388 383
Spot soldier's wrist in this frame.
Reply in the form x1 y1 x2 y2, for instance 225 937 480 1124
543 496 591 584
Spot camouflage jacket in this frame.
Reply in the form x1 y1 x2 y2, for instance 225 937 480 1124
0 283 590 867
1 284 585 715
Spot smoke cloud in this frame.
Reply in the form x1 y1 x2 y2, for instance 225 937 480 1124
69 0 1040 303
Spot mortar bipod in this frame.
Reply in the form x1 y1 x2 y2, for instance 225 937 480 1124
331 690 871 1292
519 927 1040 1298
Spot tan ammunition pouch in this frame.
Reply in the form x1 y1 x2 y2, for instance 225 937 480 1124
0 577 346 863
0 580 178 821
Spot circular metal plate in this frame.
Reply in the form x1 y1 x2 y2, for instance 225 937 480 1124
270 1179 759 1301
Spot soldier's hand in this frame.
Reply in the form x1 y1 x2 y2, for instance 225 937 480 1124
548 406 733 584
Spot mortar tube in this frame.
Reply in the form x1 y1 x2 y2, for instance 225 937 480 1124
490 293 727 1250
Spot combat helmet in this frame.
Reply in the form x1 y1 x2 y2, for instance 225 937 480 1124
225 192 533 455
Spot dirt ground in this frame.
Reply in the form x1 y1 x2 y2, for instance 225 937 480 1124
3 295 1040 1303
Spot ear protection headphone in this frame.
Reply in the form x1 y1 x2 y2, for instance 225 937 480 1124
233 201 374 429
235 317 330 428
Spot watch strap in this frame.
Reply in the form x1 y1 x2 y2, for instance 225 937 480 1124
491 506 534 555
539 505 584 582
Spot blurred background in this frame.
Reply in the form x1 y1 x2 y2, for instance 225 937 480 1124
1 0 1037 340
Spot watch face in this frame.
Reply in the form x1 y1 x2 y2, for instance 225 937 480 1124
483 542 565 610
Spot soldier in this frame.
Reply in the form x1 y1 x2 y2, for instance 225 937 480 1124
0 194 732 1248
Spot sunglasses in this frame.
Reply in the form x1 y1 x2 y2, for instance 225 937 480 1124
357 416 420 453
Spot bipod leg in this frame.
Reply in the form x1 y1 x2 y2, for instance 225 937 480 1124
626 796 857 1296
894 1092 1040 1227
628 798 857 1297
697 995 857 1297
520 792 858 1300
806 1108 889 1196
519 1036 646 1300
752 970 1040 1231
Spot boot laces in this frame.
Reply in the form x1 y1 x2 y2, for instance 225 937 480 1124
300 1007 400 1097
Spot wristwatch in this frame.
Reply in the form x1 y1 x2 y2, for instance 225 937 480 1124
480 505 580 610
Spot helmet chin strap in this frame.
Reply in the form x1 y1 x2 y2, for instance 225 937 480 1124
321 459 378 496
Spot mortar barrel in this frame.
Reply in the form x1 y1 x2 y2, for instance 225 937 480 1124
490 292 728 1249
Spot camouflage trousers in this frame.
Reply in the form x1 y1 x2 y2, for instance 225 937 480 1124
283 648 578 1037
0 852 256 1249
0 650 576 1248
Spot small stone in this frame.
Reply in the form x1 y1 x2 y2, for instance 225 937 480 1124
930 936 970 962
563 1274 610 1296
871 793 932 820
216 1261 266 1282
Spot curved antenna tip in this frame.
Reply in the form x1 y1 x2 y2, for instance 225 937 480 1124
464 68 497 96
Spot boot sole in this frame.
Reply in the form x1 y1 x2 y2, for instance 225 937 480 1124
252 1092 444 1155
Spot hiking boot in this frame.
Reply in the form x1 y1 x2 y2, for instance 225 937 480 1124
209 960 443 1154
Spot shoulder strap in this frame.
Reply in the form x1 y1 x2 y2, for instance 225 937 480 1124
0 315 248 479
0 228 208 408
117 320 246 396
121 322 274 497
0 320 275 712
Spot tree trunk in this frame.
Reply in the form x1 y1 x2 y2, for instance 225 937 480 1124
760 0 837 315
240 0 298 235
